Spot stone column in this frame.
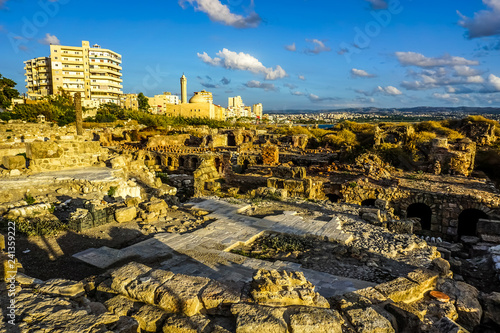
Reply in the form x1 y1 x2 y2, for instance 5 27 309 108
74 92 83 136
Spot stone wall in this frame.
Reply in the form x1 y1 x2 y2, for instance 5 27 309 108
27 140 106 171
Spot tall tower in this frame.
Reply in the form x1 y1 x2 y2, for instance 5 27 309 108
180 74 187 104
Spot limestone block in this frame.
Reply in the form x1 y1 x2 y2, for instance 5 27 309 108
481 292 500 326
375 277 424 303
38 279 85 298
406 268 439 293
111 156 127 169
385 303 422 332
432 258 451 277
289 307 343 333
110 262 152 295
155 274 210 316
200 280 241 315
115 207 137 223
104 295 141 317
432 317 469 333
162 314 212 333
125 269 175 304
145 199 168 215
438 280 482 330
231 303 287 333
345 307 395 333
132 304 168 332
2 155 25 170
27 141 63 159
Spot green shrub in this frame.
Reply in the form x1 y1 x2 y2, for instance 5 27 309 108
108 186 117 197
16 217 67 236
24 193 36 205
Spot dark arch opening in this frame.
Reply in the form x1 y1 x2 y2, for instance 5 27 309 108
228 133 236 146
458 209 488 237
167 157 173 166
241 159 250 173
145 155 150 161
191 157 199 169
156 156 162 166
361 199 376 207
327 194 342 203
407 203 432 230
214 158 222 173
179 157 185 168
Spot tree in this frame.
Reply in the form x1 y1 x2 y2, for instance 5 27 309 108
137 92 149 111
0 74 20 110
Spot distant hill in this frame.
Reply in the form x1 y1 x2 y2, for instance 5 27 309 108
266 107 500 115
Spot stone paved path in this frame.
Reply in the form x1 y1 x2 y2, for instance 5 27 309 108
74 198 374 297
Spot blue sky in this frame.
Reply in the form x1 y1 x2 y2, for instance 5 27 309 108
1 0 500 110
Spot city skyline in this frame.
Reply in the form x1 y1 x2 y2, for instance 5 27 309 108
1 0 500 110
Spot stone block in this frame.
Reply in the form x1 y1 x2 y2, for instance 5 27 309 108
406 268 439 292
289 307 343 333
162 314 212 333
432 317 469 333
145 200 168 215
345 307 395 333
110 262 152 295
132 304 167 332
375 277 424 303
200 280 241 315
104 295 141 317
38 279 85 298
115 207 137 223
231 304 287 333
155 274 210 316
2 155 26 170
125 269 174 304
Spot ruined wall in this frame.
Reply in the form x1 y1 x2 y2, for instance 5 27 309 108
27 140 106 171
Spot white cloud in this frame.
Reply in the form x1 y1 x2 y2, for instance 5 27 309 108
488 74 500 91
365 0 388 10
432 93 460 103
198 48 287 80
38 33 60 45
357 85 403 96
244 80 278 91
453 65 481 77
298 75 306 81
351 68 376 78
305 39 331 54
179 0 261 28
284 83 298 89
458 0 500 38
285 42 296 52
395 52 479 68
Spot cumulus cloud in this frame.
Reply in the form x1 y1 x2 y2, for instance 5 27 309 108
395 52 479 68
351 68 376 78
298 75 306 81
179 0 261 28
38 33 60 45
432 93 461 103
244 80 278 91
305 39 331 54
365 0 388 10
357 86 403 96
453 65 482 77
400 67 491 92
307 93 339 102
198 48 287 80
284 83 298 89
489 73 500 91
458 0 500 38
285 42 296 52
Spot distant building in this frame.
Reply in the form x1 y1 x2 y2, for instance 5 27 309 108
120 93 139 111
226 96 262 119
161 75 226 120
24 40 123 107
253 103 263 119
148 92 180 114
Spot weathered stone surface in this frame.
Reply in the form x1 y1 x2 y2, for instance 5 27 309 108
126 269 175 304
115 206 137 223
104 295 141 317
110 262 152 295
2 155 25 170
162 314 212 333
431 317 470 333
200 280 241 314
375 277 423 303
289 307 343 333
385 302 422 333
155 274 210 316
407 268 439 292
251 269 329 308
480 292 500 326
231 303 287 333
438 280 482 330
38 278 85 298
345 307 395 333
432 258 451 277
132 304 168 332
145 199 169 214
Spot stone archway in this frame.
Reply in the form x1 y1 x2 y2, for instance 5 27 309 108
179 157 185 168
407 203 433 230
327 194 342 203
458 209 488 237
228 133 236 146
167 157 173 167
156 155 162 166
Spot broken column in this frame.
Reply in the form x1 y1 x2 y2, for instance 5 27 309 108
74 92 83 136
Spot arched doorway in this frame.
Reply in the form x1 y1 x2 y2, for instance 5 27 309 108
228 133 236 146
156 156 162 166
407 203 433 230
191 157 199 169
214 158 222 173
179 157 185 168
458 209 488 237
361 199 377 207
241 160 250 173
327 194 342 203
167 157 173 166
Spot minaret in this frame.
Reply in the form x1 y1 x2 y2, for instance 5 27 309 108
180 74 187 104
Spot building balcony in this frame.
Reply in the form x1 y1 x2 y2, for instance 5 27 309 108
60 58 84 64
61 66 84 72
